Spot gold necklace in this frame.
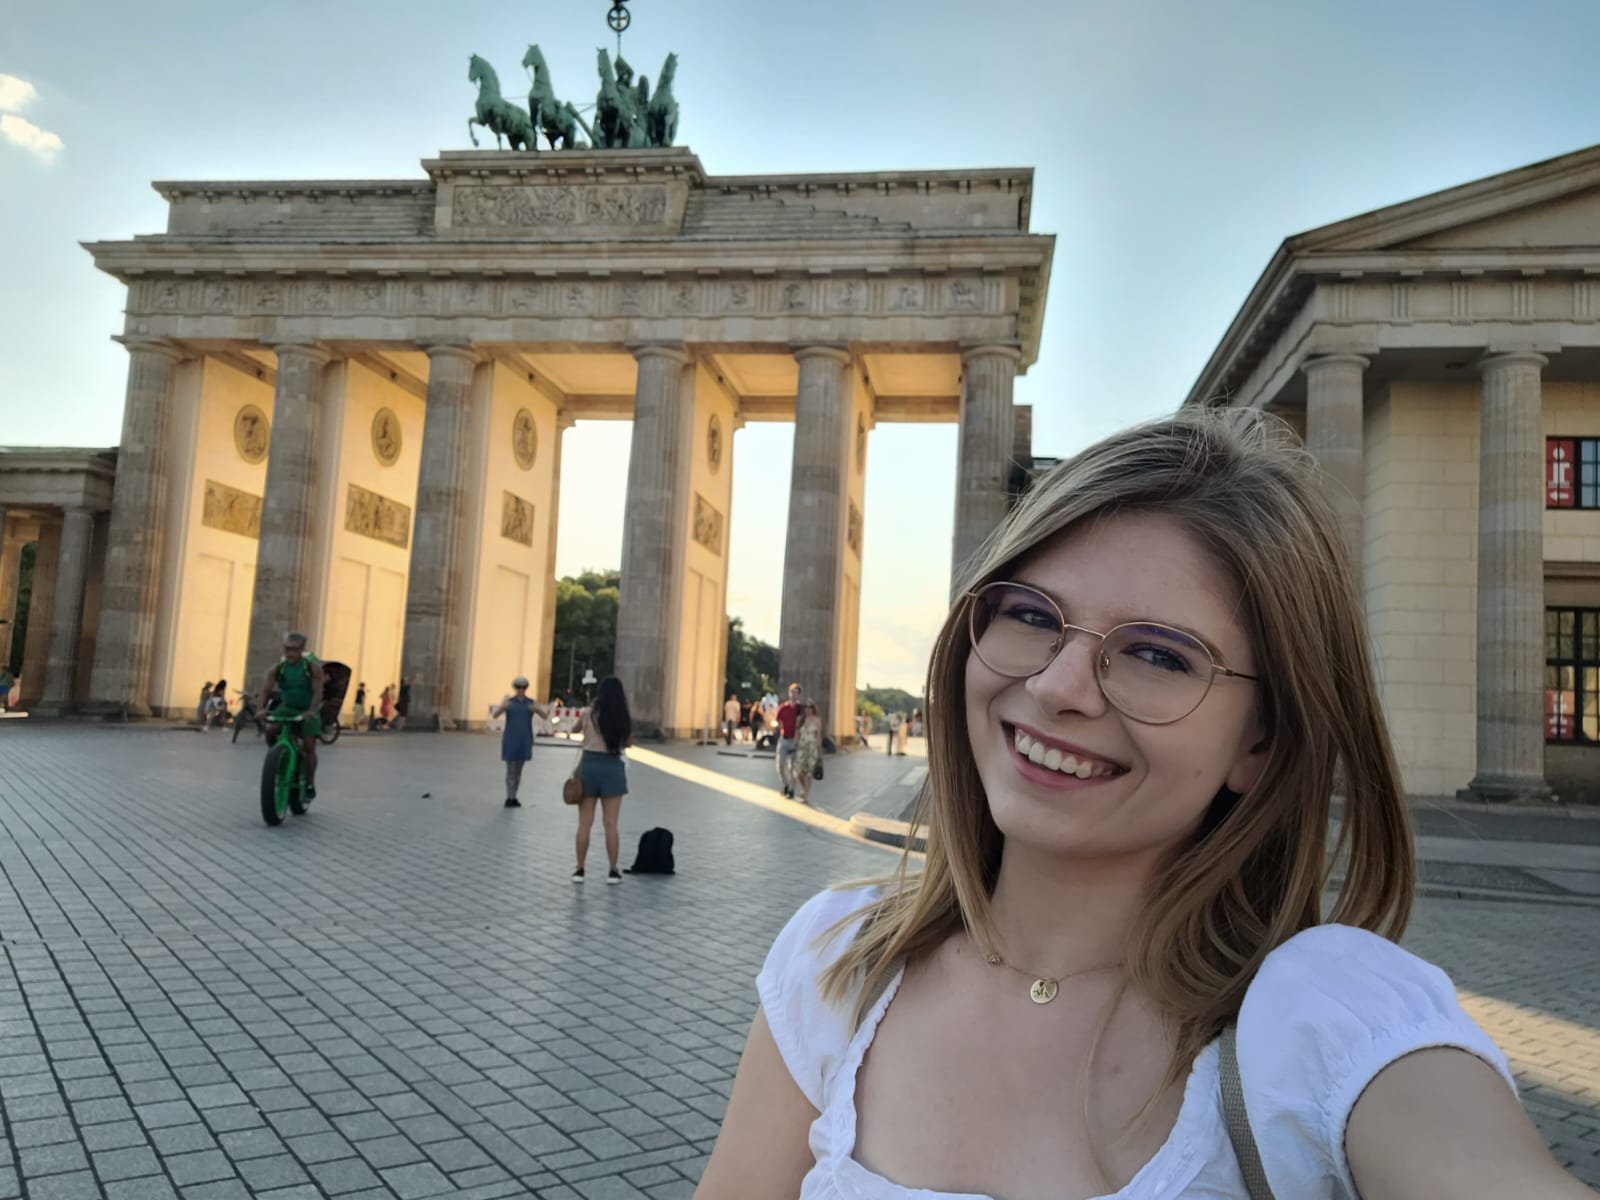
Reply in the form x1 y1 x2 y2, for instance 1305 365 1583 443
985 951 1124 1005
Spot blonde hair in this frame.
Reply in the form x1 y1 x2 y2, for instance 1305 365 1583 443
820 406 1413 1095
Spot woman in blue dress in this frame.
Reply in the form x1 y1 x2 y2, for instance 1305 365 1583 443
490 676 538 808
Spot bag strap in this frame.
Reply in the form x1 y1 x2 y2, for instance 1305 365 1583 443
1218 1023 1275 1200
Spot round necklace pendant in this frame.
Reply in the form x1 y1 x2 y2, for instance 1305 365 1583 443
1029 977 1059 1005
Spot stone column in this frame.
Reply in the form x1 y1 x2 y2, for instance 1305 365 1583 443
614 345 691 736
534 413 573 704
39 508 96 714
86 337 184 716
952 344 1021 587
1302 354 1369 580
243 342 333 688
1463 351 1552 804
399 343 481 728
777 345 853 719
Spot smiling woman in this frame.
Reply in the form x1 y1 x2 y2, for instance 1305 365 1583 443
695 407 1593 1200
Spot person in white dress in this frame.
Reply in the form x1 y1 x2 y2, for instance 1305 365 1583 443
696 408 1593 1200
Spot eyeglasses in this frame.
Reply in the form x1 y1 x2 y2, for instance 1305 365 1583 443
965 581 1258 726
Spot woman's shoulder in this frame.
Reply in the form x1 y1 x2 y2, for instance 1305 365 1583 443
1234 923 1515 1196
755 884 885 1111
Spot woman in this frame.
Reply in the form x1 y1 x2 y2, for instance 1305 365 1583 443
374 685 394 731
196 681 214 728
205 678 230 727
490 675 537 808
352 681 368 732
696 409 1589 1200
572 676 632 884
749 702 765 746
792 701 822 805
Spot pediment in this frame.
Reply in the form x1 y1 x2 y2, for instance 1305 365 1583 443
1290 142 1600 254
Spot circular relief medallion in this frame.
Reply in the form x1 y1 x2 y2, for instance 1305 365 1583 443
512 408 538 471
370 407 403 466
233 404 270 464
707 414 723 475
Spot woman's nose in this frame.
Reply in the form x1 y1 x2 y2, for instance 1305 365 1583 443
1023 629 1109 719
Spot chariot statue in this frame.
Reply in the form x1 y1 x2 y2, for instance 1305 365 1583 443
466 44 682 152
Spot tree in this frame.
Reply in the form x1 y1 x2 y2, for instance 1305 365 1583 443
723 616 778 700
857 684 922 717
548 569 620 699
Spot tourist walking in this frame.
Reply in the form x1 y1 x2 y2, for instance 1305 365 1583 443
886 709 900 756
749 702 765 746
723 692 741 745
374 685 394 730
572 676 632 884
698 407 1591 1199
352 682 368 731
774 682 802 797
490 676 537 808
792 701 822 805
394 678 411 730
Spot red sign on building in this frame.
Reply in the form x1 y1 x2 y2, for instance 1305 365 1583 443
1547 438 1576 508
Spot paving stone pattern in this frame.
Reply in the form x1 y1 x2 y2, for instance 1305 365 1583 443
0 727 1594 1198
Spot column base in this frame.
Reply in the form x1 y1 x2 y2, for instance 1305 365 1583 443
1456 773 1554 805
78 699 154 721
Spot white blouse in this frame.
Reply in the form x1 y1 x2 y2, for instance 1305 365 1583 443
757 886 1517 1200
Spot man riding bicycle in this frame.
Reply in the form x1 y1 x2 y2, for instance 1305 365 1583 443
259 631 325 800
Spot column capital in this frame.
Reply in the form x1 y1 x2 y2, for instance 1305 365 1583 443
112 335 184 363
269 340 333 367
1301 352 1370 375
960 342 1023 365
627 342 690 366
790 343 851 365
1477 350 1549 374
421 341 481 365
555 410 578 432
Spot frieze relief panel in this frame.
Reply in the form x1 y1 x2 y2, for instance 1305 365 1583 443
693 493 724 555
202 480 262 540
847 501 863 557
345 483 411 549
501 491 535 547
451 184 672 235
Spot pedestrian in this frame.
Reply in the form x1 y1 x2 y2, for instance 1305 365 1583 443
205 678 230 728
749 702 765 746
352 682 368 731
196 682 213 727
698 407 1588 1198
571 676 632 884
739 698 752 743
792 700 822 805
723 692 741 745
0 664 13 713
394 678 411 730
886 708 900 756
896 710 910 756
490 676 538 808
374 685 394 730
774 682 802 797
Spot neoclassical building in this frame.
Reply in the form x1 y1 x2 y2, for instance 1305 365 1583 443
1191 142 1600 802
1 147 1052 737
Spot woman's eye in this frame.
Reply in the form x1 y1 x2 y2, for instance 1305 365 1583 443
1000 604 1060 632
1125 643 1194 674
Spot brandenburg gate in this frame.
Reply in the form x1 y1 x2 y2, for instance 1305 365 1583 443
55 145 1051 736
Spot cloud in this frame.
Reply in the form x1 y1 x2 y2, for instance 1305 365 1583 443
0 73 38 112
1 113 64 160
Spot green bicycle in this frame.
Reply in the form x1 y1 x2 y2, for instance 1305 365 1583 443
260 714 313 826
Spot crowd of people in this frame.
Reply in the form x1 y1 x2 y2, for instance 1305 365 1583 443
194 676 412 732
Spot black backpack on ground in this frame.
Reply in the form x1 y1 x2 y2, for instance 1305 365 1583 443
626 827 675 875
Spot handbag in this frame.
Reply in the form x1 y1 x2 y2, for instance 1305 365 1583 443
561 761 583 806
812 760 823 781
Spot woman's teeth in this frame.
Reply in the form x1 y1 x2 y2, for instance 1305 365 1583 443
1013 730 1116 780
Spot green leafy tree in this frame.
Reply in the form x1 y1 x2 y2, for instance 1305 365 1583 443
856 697 885 721
548 568 620 699
723 616 778 700
6 543 36 677
857 684 922 717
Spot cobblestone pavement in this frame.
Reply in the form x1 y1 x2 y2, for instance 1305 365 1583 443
0 726 1594 1198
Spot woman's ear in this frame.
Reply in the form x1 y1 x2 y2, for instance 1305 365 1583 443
1224 715 1270 796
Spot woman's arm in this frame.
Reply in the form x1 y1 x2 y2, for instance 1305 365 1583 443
1346 1047 1595 1199
490 697 508 718
694 1007 817 1199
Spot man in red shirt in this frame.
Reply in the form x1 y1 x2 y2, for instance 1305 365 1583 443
774 682 802 798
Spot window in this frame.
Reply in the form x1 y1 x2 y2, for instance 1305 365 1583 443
1545 608 1600 742
1546 437 1600 508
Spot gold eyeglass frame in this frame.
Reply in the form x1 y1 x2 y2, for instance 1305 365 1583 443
964 581 1259 725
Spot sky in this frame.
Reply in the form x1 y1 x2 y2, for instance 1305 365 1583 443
7 0 1600 692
